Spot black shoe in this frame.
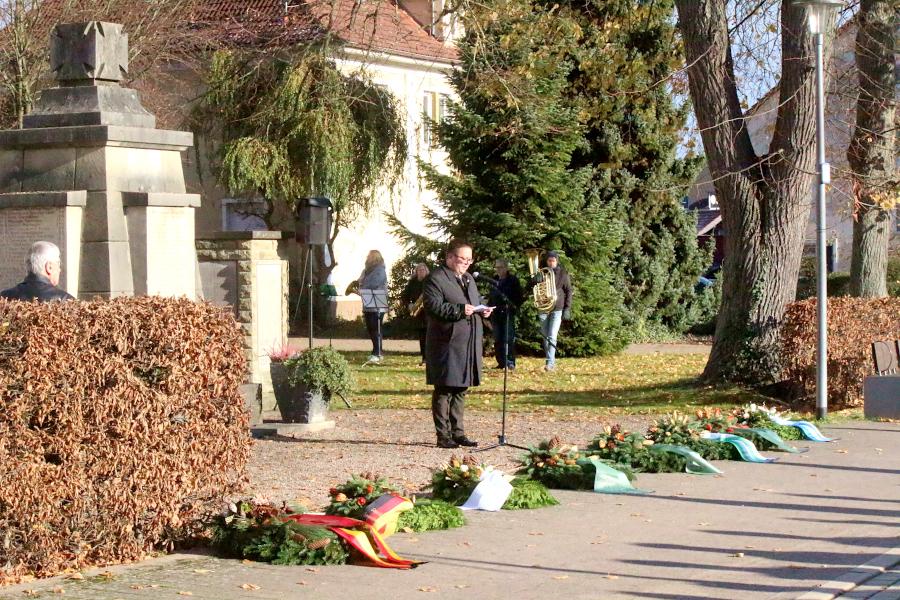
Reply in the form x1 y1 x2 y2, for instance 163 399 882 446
454 436 478 447
436 438 460 449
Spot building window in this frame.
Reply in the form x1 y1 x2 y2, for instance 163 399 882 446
422 92 451 148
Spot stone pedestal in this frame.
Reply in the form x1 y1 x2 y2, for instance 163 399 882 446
0 191 84 296
196 232 290 407
863 376 900 419
0 22 197 300
124 192 200 298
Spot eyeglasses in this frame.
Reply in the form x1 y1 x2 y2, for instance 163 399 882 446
451 254 473 264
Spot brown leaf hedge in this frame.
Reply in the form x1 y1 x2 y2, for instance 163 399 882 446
0 297 251 583
782 297 900 408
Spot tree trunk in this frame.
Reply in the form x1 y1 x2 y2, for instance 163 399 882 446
675 0 826 384
848 0 896 298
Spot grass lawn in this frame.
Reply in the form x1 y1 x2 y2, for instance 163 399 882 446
338 351 774 415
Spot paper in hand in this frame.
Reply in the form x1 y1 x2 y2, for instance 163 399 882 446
473 305 495 313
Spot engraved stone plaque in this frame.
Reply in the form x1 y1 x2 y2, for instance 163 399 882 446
0 208 66 289
199 260 239 316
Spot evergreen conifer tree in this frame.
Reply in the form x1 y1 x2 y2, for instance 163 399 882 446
558 0 710 334
418 0 630 356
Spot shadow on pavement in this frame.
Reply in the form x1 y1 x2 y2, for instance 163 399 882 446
648 493 899 517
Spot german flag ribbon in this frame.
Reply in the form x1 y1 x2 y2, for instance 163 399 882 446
363 493 414 537
286 495 422 569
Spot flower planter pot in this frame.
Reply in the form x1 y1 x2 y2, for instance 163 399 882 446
270 361 330 424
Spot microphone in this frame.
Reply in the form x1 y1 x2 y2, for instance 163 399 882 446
473 272 499 286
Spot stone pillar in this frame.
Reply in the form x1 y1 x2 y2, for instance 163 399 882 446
196 232 290 407
0 22 197 299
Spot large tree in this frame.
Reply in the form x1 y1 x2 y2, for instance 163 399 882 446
848 0 897 297
674 1 829 383
559 0 709 334
191 46 407 280
415 0 630 356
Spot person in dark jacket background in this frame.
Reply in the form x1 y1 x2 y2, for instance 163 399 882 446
400 263 430 365
537 250 572 371
488 258 523 369
423 239 493 448
1 241 74 302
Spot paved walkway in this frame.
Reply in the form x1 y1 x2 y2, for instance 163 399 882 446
290 337 712 355
1 422 896 600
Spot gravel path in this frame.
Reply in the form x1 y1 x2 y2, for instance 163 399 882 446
246 408 653 509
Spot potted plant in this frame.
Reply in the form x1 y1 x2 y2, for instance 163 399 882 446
269 346 354 423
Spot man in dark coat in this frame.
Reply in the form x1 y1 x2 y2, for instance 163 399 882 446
1 241 74 302
423 239 493 449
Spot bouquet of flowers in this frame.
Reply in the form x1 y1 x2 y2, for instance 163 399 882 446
645 411 737 461
732 403 803 441
210 499 349 566
589 425 686 473
430 455 483 505
326 472 396 519
518 436 591 490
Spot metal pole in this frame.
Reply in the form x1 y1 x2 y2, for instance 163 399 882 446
308 244 314 350
814 31 829 420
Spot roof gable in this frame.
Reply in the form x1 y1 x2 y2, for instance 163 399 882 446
195 0 458 63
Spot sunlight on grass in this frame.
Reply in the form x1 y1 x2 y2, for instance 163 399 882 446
338 351 770 415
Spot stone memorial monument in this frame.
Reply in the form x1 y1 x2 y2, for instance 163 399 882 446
0 22 199 298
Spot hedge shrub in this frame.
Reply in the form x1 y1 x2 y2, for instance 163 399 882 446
781 297 900 408
0 297 251 583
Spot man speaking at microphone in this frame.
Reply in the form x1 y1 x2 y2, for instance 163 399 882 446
422 239 493 449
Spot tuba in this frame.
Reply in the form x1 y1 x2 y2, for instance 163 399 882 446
526 249 557 313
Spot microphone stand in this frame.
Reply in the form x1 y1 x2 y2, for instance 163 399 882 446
476 277 528 453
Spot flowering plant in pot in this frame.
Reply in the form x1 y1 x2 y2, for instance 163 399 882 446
269 345 355 423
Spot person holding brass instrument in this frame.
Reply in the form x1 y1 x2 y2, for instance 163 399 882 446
531 250 572 371
423 239 492 448
401 263 430 364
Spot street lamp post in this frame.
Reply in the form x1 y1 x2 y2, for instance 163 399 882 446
794 0 842 420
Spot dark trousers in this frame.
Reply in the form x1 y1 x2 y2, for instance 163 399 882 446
432 385 467 441
491 310 516 367
417 328 426 362
364 311 384 356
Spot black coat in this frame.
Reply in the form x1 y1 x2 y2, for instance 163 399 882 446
0 274 74 302
423 265 484 388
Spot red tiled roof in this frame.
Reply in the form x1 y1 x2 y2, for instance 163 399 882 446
195 0 458 63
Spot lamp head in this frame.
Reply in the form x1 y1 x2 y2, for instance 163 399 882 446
793 0 843 35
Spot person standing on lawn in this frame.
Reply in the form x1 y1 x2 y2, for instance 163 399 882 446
488 258 523 369
537 250 573 371
423 239 493 448
358 250 388 364
400 262 430 365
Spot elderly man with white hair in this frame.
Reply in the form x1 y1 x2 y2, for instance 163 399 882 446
1 241 74 302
